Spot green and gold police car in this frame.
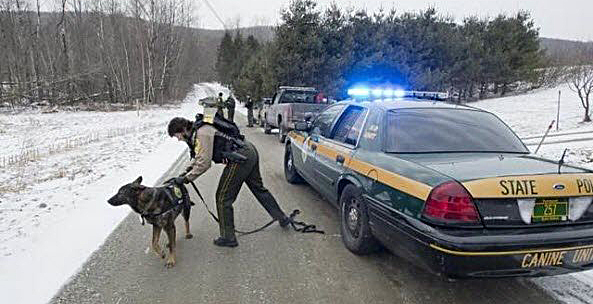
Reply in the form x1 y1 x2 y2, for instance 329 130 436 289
284 90 593 278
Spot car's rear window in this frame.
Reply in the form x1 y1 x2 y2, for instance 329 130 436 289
280 91 318 103
385 108 529 153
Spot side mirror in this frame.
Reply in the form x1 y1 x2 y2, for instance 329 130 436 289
294 121 311 132
304 113 315 122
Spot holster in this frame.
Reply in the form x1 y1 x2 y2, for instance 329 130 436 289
222 151 247 163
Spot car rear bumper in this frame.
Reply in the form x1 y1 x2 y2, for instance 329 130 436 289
429 238 593 278
367 197 593 278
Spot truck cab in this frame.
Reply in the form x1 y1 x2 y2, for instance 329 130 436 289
263 86 328 143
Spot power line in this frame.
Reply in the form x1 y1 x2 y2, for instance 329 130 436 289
202 0 227 30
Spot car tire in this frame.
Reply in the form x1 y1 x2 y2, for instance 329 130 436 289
340 184 380 255
278 124 286 143
264 120 271 134
284 145 303 184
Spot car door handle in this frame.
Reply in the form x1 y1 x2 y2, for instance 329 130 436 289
336 155 345 164
311 144 317 151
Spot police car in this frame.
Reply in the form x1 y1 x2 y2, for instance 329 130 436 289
284 88 593 278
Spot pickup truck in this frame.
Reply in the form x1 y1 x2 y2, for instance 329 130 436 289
262 86 329 143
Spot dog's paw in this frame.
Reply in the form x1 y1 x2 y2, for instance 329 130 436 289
185 233 194 239
152 246 166 259
165 259 176 268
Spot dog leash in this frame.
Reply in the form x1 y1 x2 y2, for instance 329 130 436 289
189 181 324 235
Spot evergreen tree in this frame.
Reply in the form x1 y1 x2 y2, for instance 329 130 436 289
215 32 235 87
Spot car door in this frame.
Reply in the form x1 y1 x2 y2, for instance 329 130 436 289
300 104 347 184
311 105 368 202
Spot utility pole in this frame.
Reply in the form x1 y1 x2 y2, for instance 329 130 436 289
557 90 561 131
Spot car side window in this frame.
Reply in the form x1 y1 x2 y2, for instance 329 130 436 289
358 110 382 151
311 105 347 137
331 106 367 146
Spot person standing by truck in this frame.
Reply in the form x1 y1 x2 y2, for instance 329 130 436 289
215 92 225 118
226 93 236 122
246 96 254 127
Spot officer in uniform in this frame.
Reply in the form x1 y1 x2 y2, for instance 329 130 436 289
215 92 225 118
226 94 236 122
256 98 264 126
245 95 254 127
167 109 290 247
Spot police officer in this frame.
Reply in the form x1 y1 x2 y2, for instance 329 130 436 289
256 98 264 126
226 94 236 122
215 92 225 118
245 95 254 127
167 109 290 247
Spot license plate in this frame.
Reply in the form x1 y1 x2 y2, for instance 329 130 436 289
532 198 568 222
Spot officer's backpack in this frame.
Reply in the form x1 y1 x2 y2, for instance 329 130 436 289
193 111 244 140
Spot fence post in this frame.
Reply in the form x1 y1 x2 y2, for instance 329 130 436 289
557 90 561 131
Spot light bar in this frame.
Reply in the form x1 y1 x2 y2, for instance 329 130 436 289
347 87 449 100
347 88 369 96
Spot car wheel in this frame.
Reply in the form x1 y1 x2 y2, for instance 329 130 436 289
284 145 303 184
264 120 271 134
340 184 380 255
278 124 286 143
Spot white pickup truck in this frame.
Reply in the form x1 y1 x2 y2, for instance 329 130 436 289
262 86 329 143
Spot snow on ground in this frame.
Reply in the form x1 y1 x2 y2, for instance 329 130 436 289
471 84 593 304
473 83 593 169
0 83 221 304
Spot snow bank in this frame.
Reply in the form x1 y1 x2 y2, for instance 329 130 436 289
0 83 220 304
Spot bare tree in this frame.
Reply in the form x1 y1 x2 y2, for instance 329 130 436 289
566 64 593 122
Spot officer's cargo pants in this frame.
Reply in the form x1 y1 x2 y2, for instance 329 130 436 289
247 108 254 126
215 141 286 240
227 108 235 123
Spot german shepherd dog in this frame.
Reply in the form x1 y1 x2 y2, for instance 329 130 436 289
107 176 193 268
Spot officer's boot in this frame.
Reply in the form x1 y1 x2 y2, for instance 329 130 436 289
213 205 237 247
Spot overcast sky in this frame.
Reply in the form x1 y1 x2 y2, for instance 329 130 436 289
196 0 592 42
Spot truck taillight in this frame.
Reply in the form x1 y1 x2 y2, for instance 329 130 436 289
422 181 481 225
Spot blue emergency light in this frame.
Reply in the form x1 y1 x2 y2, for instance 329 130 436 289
347 87 448 100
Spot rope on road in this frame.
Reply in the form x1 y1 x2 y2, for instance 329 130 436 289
189 181 324 236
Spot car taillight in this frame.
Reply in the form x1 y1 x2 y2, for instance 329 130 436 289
423 181 481 225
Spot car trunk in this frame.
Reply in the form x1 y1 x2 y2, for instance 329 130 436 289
401 153 593 228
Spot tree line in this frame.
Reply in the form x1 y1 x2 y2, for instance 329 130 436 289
217 0 549 103
0 0 212 108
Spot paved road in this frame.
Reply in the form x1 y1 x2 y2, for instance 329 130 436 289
51 114 559 304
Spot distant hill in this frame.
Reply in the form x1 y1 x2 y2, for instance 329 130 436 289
539 37 593 64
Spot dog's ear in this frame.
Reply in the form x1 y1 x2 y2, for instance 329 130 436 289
131 176 146 191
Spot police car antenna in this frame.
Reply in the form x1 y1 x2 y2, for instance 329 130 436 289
558 148 568 175
533 120 555 155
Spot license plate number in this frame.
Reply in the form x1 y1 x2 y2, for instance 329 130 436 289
532 198 568 222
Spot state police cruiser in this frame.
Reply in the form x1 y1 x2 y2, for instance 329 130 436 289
167 108 291 247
